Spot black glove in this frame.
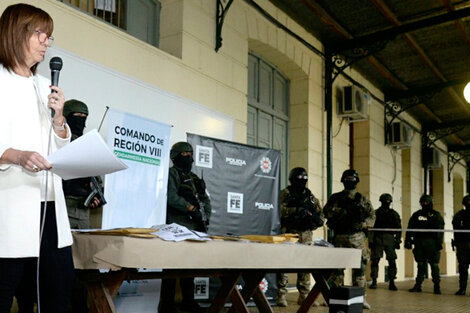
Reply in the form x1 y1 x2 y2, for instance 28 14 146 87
394 241 401 250
190 207 203 222
193 178 206 195
404 241 412 250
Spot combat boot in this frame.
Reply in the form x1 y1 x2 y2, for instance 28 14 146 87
388 280 397 291
409 284 422 292
433 283 441 294
276 294 287 307
455 279 467 295
297 293 307 305
369 279 377 289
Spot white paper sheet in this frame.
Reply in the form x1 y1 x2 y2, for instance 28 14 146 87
47 129 128 180
153 223 210 242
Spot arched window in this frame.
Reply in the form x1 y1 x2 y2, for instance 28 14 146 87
247 53 289 187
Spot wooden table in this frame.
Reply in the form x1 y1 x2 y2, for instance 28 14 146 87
72 232 361 313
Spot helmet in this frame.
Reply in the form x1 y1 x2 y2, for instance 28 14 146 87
289 167 308 183
170 142 193 160
379 193 393 202
419 194 433 204
462 195 470 205
341 169 360 183
63 99 88 117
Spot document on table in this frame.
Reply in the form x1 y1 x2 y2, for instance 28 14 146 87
47 129 128 180
153 223 211 242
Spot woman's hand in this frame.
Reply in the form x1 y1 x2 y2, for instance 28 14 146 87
48 86 65 122
16 150 51 172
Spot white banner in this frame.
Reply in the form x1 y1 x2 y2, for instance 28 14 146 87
102 108 171 229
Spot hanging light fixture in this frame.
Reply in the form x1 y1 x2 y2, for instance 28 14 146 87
464 82 470 103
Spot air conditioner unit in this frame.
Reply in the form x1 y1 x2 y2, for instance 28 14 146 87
387 121 412 148
338 86 369 121
423 147 441 169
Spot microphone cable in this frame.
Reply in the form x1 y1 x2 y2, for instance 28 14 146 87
32 76 56 313
36 121 53 313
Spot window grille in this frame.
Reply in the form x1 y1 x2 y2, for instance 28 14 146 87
58 0 160 47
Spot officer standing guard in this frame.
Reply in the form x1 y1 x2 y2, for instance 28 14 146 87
276 167 323 307
369 193 402 290
323 169 375 310
452 195 470 295
62 99 102 229
159 142 211 313
405 194 444 294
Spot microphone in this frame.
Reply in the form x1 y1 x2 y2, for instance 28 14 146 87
49 57 63 118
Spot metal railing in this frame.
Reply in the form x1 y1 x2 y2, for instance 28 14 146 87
59 0 125 30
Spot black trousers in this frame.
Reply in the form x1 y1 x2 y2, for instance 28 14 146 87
160 277 195 305
0 202 75 313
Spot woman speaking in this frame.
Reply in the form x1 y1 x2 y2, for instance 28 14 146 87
0 3 74 313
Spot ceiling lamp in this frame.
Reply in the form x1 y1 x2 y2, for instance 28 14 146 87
464 82 470 103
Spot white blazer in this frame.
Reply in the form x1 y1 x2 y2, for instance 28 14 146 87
0 65 72 257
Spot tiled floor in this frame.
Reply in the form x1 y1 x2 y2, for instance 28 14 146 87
258 276 469 313
9 276 469 312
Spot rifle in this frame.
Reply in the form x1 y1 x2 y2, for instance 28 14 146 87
84 177 107 207
180 172 209 233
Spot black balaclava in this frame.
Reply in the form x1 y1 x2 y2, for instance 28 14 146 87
381 199 392 209
67 115 87 138
288 167 308 193
463 196 470 210
173 154 193 173
343 178 358 191
291 176 307 192
379 194 393 209
420 200 433 212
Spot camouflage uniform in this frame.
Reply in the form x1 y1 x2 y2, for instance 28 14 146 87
277 185 323 299
452 197 470 295
63 177 99 229
62 99 97 230
166 166 211 231
323 189 375 288
405 195 444 293
161 142 210 313
369 195 401 289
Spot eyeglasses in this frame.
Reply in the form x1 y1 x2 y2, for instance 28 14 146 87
35 30 54 47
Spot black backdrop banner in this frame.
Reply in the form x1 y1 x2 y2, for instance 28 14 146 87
187 133 281 303
188 133 281 236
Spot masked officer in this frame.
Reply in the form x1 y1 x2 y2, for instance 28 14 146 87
276 167 323 307
323 169 375 310
369 193 401 290
62 99 102 230
159 142 211 313
452 195 470 295
405 194 444 294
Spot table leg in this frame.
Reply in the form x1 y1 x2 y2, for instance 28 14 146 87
87 270 127 313
227 271 272 313
207 271 242 313
229 287 249 313
88 281 118 313
297 271 332 313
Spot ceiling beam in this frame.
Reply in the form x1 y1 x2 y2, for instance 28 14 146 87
449 144 470 152
425 118 470 131
332 6 470 52
385 79 469 101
